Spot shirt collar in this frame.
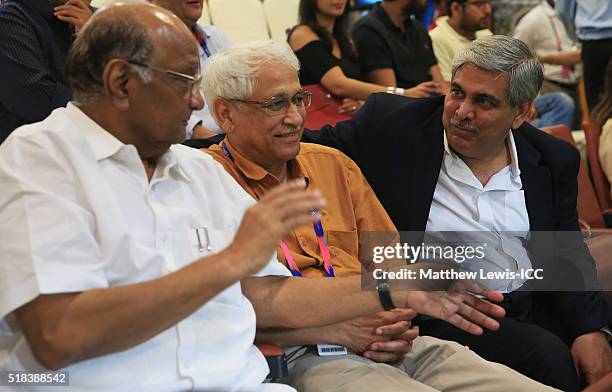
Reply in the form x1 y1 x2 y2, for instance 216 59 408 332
541 0 556 16
442 129 522 180
223 139 309 184
372 3 413 34
65 103 191 182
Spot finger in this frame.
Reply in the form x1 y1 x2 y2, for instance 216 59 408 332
457 302 500 332
65 0 89 9
397 325 419 341
362 349 405 363
390 307 417 322
54 15 82 24
375 320 410 336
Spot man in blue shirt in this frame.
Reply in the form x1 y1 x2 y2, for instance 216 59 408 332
557 0 612 110
0 0 92 144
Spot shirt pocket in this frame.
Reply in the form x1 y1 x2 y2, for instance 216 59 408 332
186 225 237 259
326 229 360 274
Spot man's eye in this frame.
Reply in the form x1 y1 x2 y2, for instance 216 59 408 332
293 94 305 106
266 99 287 111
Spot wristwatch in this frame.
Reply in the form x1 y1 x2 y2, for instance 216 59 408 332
376 274 395 311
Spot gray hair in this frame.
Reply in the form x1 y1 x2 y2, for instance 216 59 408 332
201 40 300 123
451 35 543 107
65 9 155 105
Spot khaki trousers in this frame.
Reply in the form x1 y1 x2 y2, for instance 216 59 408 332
286 336 560 392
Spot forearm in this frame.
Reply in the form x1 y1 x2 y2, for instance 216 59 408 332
15 249 250 369
244 275 384 328
256 324 343 346
538 50 581 66
320 68 387 100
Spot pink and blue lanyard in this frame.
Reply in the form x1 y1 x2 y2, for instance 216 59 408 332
221 142 335 277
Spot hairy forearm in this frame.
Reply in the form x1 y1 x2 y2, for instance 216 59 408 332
256 324 342 346
15 249 249 369
244 275 383 328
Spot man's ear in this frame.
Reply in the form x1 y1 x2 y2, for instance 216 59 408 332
103 59 134 112
511 100 533 129
214 98 236 134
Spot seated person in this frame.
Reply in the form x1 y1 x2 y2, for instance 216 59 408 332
203 39 559 392
0 0 92 144
351 0 450 97
593 58 612 198
288 0 431 120
513 0 582 128
302 35 612 391
148 0 229 140
0 4 506 391
429 0 574 129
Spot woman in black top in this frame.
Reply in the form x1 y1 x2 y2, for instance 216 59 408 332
288 0 410 116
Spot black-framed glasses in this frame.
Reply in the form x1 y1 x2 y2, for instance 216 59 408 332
231 90 312 115
464 0 492 10
127 60 202 97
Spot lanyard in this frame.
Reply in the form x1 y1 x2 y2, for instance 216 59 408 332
192 27 212 58
221 142 335 277
546 14 572 78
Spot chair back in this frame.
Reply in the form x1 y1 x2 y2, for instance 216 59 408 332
208 0 270 44
197 0 211 25
303 84 351 131
263 0 300 41
583 120 612 210
541 125 606 228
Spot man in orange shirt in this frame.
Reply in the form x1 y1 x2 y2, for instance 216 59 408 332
201 39 557 392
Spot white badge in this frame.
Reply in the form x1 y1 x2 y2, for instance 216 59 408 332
316 344 348 356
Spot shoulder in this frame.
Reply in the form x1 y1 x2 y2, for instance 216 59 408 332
516 124 580 168
299 142 355 163
288 24 320 51
298 143 362 177
353 13 382 35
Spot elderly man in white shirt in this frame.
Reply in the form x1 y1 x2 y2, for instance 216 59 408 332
0 4 508 391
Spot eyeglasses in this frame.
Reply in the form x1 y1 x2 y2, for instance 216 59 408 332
231 91 312 115
465 0 492 10
127 60 202 98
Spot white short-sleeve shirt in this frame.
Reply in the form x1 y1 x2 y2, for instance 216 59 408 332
0 103 292 391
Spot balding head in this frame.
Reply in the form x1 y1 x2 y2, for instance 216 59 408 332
65 3 203 158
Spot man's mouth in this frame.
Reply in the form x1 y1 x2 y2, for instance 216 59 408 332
273 130 300 139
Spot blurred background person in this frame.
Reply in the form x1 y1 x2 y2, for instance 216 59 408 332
557 0 612 111
148 0 230 140
288 0 433 128
0 0 92 144
513 0 582 128
592 59 612 198
352 0 449 97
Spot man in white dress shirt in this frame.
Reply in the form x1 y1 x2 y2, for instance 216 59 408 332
0 4 507 391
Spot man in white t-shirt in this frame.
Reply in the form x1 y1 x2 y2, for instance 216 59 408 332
0 4 508 391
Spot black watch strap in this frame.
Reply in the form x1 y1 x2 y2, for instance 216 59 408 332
376 279 395 311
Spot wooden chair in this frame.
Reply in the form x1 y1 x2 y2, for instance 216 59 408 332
582 121 612 212
541 125 612 230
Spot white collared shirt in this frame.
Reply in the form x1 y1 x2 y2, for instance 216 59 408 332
425 131 532 292
0 103 292 391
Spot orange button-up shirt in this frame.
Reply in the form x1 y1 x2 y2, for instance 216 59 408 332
206 141 398 277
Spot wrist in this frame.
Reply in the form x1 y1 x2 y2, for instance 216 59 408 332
386 86 405 96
